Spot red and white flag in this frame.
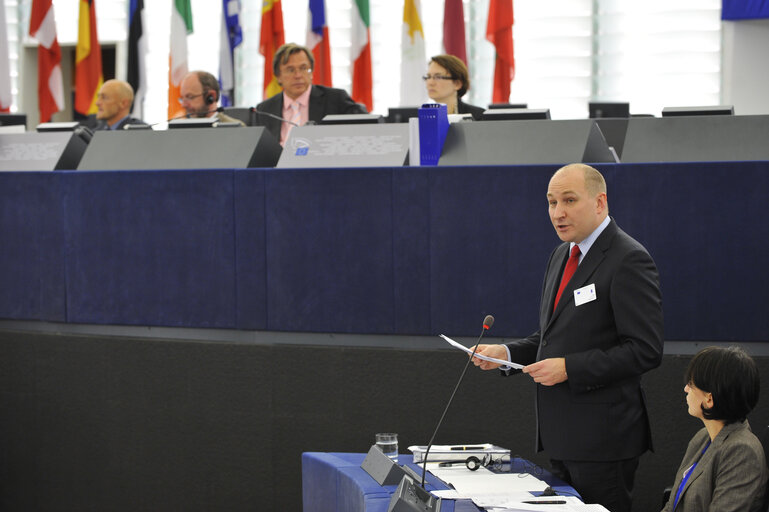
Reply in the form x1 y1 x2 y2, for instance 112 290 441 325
29 0 64 122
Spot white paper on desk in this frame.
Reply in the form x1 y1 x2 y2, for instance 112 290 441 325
440 334 524 369
486 497 609 511
480 496 592 511
427 464 548 494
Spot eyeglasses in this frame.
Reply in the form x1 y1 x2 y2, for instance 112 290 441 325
178 93 204 104
281 65 312 75
422 74 455 81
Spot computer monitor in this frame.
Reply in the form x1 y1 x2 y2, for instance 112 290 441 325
589 102 630 118
482 108 551 121
320 114 383 125
386 107 420 123
661 105 734 117
487 103 528 110
0 113 27 130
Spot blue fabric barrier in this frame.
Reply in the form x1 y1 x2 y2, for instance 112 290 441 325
0 172 65 321
0 163 767 341
62 170 237 327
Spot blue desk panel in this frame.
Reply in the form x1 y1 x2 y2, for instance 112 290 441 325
0 163 767 341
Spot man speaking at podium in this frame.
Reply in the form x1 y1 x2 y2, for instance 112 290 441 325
473 164 664 512
255 43 366 145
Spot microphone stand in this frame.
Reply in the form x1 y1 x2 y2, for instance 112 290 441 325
420 315 494 488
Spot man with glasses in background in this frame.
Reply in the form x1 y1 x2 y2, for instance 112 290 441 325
255 43 366 146
178 70 246 125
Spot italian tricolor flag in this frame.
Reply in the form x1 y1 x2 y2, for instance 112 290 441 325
168 0 192 119
351 0 372 111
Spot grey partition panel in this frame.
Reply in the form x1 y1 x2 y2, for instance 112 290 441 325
0 130 90 171
77 127 281 170
438 119 616 166
621 115 769 163
278 123 409 168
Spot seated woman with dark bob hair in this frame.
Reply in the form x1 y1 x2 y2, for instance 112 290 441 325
661 346 767 511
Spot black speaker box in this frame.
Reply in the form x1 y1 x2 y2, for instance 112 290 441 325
77 127 281 170
621 115 769 163
0 129 91 171
438 119 616 166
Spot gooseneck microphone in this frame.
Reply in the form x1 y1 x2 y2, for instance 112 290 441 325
250 106 300 127
420 314 495 489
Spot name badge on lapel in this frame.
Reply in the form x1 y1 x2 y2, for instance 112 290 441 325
574 283 596 306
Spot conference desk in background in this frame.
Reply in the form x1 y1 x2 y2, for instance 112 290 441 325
301 452 578 512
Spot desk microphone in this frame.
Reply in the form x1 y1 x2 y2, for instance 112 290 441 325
420 314 494 489
250 106 299 127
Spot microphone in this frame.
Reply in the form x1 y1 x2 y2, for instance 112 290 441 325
420 314 494 488
250 106 300 127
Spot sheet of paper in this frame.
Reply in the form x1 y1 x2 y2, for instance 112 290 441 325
440 334 524 369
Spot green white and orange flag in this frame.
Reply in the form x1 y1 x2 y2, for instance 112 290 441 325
75 0 103 116
260 0 285 100
400 0 425 106
168 0 193 119
351 0 372 111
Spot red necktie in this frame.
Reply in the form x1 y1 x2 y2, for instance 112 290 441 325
553 245 581 310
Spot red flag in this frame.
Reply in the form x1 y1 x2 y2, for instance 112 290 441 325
443 0 466 64
486 0 514 103
29 0 64 122
75 0 103 116
308 0 332 86
260 0 285 99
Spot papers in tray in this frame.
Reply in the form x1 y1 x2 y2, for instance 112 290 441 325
440 334 524 369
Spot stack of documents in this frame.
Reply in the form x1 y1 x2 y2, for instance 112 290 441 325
424 462 609 511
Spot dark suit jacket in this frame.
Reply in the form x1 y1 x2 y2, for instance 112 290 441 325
661 420 768 512
457 99 485 120
254 84 366 139
505 218 664 461
96 116 148 131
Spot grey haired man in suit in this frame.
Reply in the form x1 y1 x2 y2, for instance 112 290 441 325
473 163 664 512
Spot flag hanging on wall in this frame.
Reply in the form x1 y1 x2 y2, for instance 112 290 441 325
401 0 426 106
220 0 243 106
29 0 64 122
486 0 514 103
260 0 285 99
307 0 332 86
443 0 466 64
75 0 103 116
0 0 12 112
168 0 193 120
127 0 146 118
351 0 372 111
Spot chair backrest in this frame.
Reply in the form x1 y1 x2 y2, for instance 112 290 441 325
758 425 769 512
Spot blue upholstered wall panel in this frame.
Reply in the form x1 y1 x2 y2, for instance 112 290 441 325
0 172 66 321
233 170 268 330
1 163 767 341
606 162 769 341
263 168 396 333
62 170 237 327
428 165 555 337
